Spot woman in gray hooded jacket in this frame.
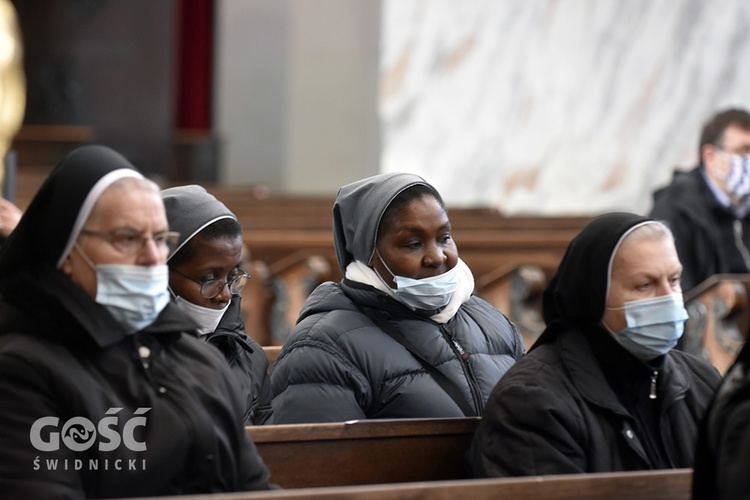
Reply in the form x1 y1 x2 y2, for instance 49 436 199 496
270 173 524 423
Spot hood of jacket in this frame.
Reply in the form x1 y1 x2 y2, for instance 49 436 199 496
332 172 432 273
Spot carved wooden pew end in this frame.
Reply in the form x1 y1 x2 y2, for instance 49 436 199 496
683 275 750 375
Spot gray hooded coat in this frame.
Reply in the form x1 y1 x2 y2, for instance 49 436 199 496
270 173 524 423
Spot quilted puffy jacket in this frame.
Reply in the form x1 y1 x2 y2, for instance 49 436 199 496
270 279 524 423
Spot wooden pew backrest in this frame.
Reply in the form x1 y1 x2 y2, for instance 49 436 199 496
121 468 692 500
262 346 281 371
682 274 750 374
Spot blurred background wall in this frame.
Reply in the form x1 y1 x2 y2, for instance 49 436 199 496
10 0 750 215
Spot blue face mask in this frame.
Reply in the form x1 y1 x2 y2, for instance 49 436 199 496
375 249 459 311
608 294 688 360
94 264 171 333
75 243 170 333
393 267 460 310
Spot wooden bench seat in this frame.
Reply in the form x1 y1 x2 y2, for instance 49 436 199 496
246 417 480 489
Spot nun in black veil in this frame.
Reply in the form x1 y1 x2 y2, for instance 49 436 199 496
468 212 721 477
0 145 270 497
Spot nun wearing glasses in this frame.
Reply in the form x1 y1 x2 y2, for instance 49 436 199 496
162 185 273 425
0 146 270 498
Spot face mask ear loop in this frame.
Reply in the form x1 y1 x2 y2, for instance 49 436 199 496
372 247 398 291
602 297 628 336
600 319 618 336
74 242 97 272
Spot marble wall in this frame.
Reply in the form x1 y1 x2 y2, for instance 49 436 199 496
380 0 750 215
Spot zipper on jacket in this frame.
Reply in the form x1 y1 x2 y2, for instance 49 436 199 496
441 325 483 413
649 370 658 400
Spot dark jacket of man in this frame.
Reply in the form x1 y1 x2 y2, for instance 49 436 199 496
650 166 750 292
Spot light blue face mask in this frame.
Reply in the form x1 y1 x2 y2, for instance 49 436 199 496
608 294 689 360
94 264 171 333
75 244 170 333
375 249 459 311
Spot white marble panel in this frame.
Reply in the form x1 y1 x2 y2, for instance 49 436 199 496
380 0 750 215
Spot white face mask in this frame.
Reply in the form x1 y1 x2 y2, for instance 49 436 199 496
75 244 170 333
172 294 229 335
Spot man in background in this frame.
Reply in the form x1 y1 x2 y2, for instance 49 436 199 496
650 108 750 292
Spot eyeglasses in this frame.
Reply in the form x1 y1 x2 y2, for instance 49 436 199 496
714 144 750 158
170 267 250 299
80 228 180 255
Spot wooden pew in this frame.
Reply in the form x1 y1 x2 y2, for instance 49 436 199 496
262 345 281 371
264 251 332 345
239 226 574 345
204 186 593 234
681 274 750 374
242 227 575 288
122 469 693 499
246 417 480 488
20 166 586 349
475 261 554 350
11 124 94 177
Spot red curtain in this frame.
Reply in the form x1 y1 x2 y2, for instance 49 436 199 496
175 0 213 130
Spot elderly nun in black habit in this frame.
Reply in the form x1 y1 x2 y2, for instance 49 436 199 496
467 212 721 477
270 172 524 424
0 145 271 497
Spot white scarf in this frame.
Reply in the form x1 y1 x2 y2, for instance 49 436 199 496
345 258 475 324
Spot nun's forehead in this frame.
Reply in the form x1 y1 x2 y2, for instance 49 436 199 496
56 169 145 268
603 221 660 303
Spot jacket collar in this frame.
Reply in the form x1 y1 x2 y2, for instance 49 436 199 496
205 296 255 354
557 324 691 414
